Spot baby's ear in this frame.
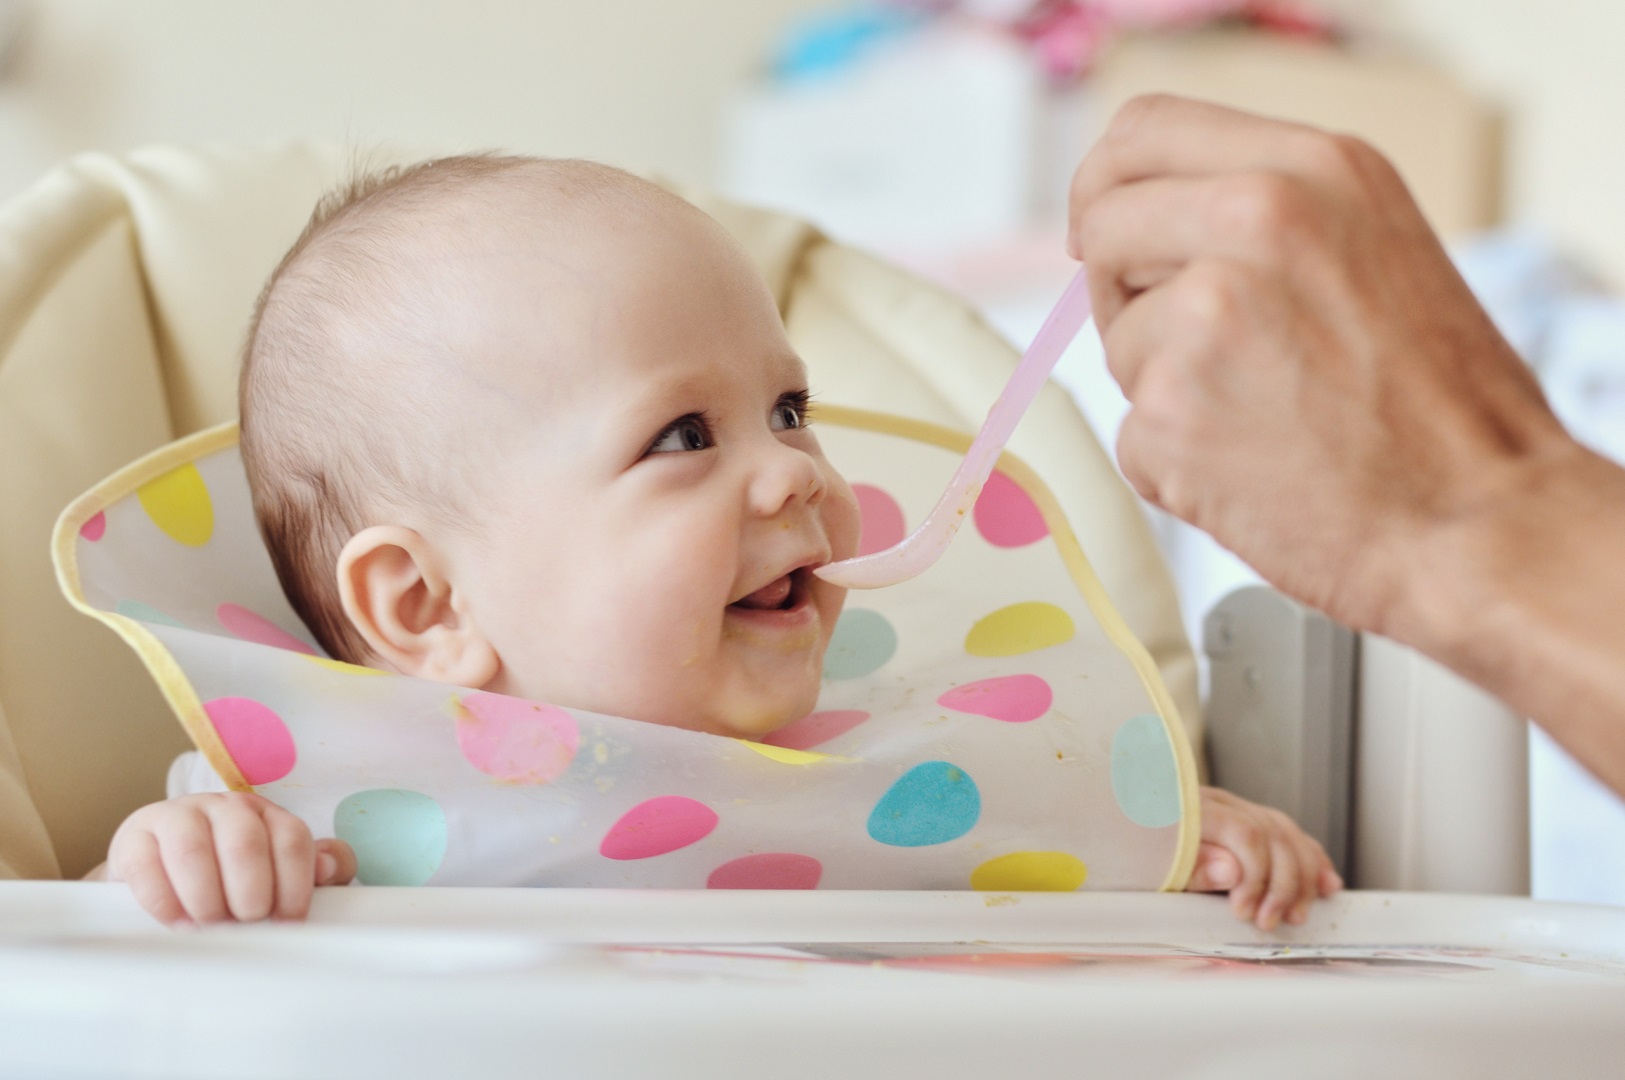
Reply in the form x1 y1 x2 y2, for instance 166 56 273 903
336 526 500 687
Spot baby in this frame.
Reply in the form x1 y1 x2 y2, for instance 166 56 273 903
91 155 1340 928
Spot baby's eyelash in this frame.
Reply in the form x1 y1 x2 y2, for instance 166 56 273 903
779 389 813 426
644 411 716 456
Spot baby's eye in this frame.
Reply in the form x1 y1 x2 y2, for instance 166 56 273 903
647 415 714 454
770 391 811 432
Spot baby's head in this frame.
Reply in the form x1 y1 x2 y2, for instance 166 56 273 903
241 156 859 737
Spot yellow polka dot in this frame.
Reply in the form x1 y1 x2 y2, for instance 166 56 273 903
739 741 826 765
964 601 1074 657
970 851 1087 892
136 463 214 547
303 655 387 676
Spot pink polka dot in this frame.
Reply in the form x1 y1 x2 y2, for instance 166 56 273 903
707 853 823 890
217 603 317 656
853 483 906 557
600 796 719 861
973 470 1048 548
203 697 296 785
79 512 106 542
454 693 579 784
762 709 870 751
937 674 1053 723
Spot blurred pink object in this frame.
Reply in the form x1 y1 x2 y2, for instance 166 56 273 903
984 0 1337 81
1014 2 1115 79
1093 0 1250 25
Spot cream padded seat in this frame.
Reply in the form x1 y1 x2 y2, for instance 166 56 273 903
0 144 1198 879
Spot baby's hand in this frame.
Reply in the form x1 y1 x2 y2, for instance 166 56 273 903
1186 786 1342 930
105 792 356 928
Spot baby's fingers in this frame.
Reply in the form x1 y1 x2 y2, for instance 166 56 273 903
315 838 358 887
265 807 317 921
1254 835 1302 931
1286 831 1336 925
205 797 279 922
1185 842 1242 892
1221 831 1273 925
156 815 231 925
111 828 189 928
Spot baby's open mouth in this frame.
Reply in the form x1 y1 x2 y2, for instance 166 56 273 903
730 567 810 613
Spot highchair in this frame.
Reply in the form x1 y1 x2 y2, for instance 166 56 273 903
0 144 1622 1078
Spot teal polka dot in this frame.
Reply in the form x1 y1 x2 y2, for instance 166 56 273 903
334 789 448 886
823 608 897 681
867 761 981 847
1110 714 1182 828
115 599 187 629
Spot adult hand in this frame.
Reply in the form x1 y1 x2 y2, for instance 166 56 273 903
1068 94 1567 636
1069 95 1625 795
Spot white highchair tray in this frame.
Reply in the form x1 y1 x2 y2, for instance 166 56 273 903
3 883 1625 1077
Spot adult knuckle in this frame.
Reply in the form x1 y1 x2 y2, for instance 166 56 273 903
1301 131 1405 203
1072 203 1109 256
1131 369 1191 446
1221 172 1312 250
1110 94 1173 142
1173 263 1244 331
1317 131 1381 177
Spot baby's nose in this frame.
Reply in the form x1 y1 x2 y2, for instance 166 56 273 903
747 445 826 517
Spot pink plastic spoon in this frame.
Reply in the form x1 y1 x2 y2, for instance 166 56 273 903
816 266 1094 590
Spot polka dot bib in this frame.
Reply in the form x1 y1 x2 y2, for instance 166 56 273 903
55 406 1200 891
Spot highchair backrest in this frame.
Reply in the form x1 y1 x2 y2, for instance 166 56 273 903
0 144 1197 879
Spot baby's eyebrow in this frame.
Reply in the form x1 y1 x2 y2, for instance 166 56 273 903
778 352 811 384
627 372 714 414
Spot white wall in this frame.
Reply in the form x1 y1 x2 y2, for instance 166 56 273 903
5 2 1623 280
1377 0 1625 284
0 0 827 200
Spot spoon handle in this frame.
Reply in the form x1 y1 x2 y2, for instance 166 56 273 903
817 267 1094 590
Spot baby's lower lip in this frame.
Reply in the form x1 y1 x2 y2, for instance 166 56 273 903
725 601 816 630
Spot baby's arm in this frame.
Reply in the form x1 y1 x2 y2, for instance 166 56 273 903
1185 786 1342 930
87 792 356 927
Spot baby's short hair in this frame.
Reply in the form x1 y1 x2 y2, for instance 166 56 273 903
240 154 666 662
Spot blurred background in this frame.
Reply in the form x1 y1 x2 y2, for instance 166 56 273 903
1 0 1622 902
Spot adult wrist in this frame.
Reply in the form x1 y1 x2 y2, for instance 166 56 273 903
1385 433 1625 709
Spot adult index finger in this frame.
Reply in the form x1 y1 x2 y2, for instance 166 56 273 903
1075 172 1298 332
1068 95 1335 257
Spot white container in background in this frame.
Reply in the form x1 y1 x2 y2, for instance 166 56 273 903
723 25 1045 250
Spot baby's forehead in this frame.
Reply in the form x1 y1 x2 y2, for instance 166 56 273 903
339 169 731 332
301 162 791 419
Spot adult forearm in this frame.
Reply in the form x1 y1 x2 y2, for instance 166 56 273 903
1396 438 1625 794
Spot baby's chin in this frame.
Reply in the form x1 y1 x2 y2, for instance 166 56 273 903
491 651 829 740
688 681 825 741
